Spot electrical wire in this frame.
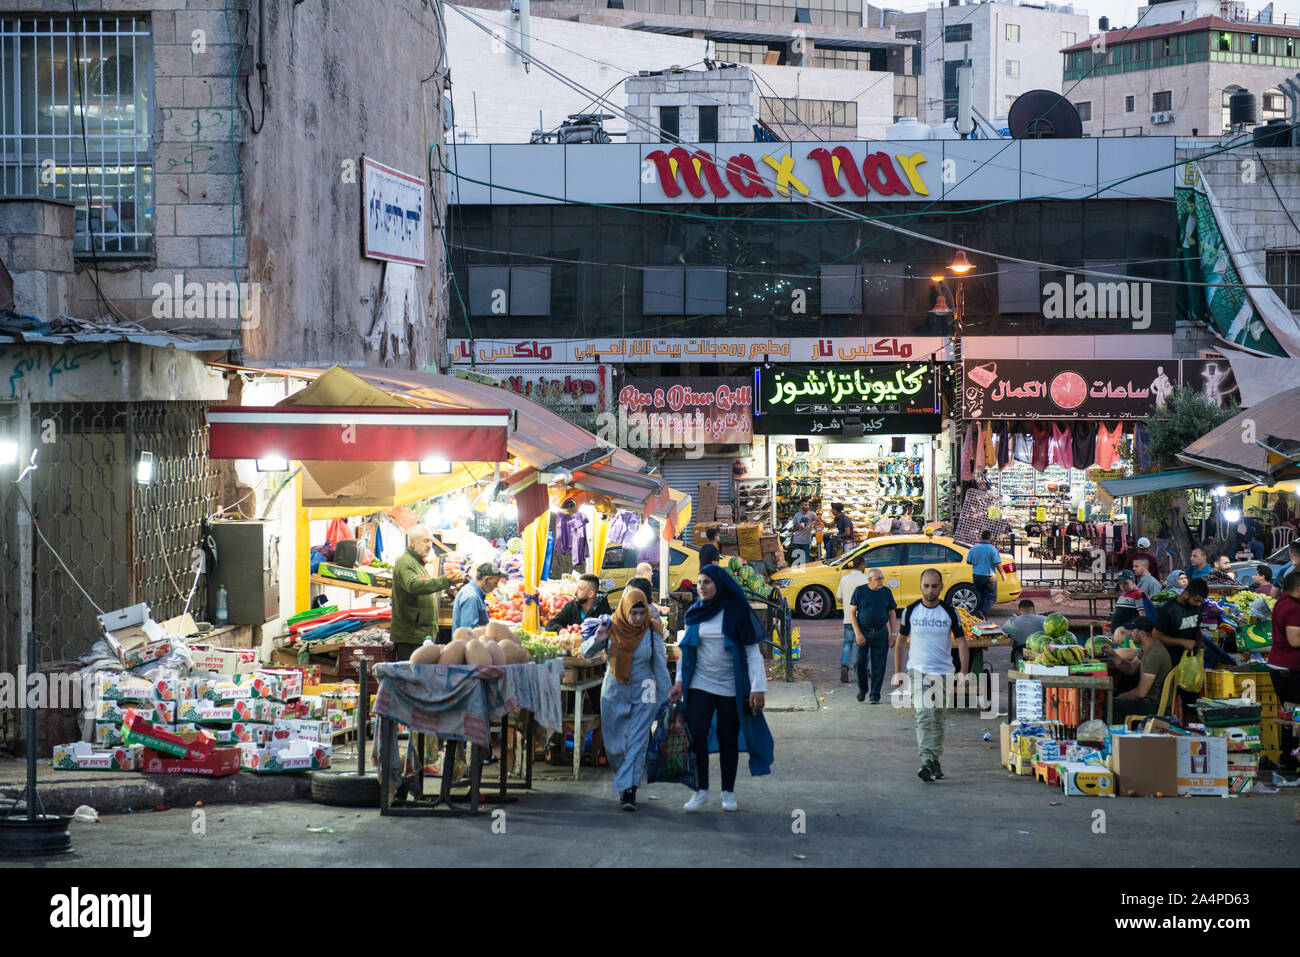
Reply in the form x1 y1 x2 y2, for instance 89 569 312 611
224 0 248 356
153 507 187 602
13 484 106 616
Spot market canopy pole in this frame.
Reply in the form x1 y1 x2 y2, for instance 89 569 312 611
295 473 310 614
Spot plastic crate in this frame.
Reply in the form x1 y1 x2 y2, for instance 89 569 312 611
1204 669 1274 701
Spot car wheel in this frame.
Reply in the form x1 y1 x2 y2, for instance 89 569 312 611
796 586 833 619
946 583 980 614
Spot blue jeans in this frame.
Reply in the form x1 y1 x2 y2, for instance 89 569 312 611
973 575 997 616
791 543 810 566
841 625 856 668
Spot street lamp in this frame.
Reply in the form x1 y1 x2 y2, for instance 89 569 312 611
946 246 972 495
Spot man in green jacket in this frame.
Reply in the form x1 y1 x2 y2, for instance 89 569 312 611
391 525 464 657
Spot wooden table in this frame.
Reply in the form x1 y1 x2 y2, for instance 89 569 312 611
560 675 604 781
311 574 391 598
1008 669 1114 727
1063 590 1117 618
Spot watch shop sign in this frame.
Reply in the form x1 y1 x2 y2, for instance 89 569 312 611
617 377 753 445
962 359 1181 419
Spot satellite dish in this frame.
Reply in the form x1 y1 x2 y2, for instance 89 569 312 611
1007 90 1083 139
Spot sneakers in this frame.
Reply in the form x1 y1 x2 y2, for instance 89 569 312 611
931 760 944 780
620 788 638 811
720 791 738 812
840 665 850 684
869 696 881 705
918 759 943 782
683 790 714 812
856 691 866 702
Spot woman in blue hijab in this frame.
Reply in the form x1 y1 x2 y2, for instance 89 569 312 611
668 564 774 812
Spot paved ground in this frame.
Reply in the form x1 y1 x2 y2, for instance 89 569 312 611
7 616 1296 869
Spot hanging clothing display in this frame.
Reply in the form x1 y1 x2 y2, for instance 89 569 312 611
567 513 590 566
961 423 978 481
1012 427 1034 466
980 424 997 470
607 511 640 547
1096 423 1124 470
974 423 987 472
994 422 1012 469
1133 423 1152 473
1049 423 1073 469
1071 422 1098 470
1031 424 1052 473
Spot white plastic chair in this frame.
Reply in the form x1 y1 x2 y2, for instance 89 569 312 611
1274 526 1295 552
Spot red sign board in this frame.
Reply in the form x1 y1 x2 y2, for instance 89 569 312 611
619 378 753 445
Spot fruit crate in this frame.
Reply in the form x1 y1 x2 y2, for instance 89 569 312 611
336 645 395 681
1204 669 1274 701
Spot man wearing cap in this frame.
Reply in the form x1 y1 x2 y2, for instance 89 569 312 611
391 525 464 657
1110 571 1149 631
452 562 506 632
1125 537 1157 574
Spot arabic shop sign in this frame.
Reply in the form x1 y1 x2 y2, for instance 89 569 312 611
643 145 932 201
963 359 1192 419
618 377 753 445
758 364 937 414
450 337 947 365
753 412 943 436
497 365 607 410
362 157 427 267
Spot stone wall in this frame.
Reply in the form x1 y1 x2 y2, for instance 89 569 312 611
0 199 75 320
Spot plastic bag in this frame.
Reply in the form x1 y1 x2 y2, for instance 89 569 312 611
1176 648 1205 693
645 702 698 789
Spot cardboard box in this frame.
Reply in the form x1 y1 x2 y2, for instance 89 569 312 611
1176 736 1229 796
115 639 173 671
194 675 282 703
97 603 165 653
714 505 733 521
271 719 333 744
96 699 174 726
177 698 277 724
1204 723 1262 752
239 739 333 773
697 481 718 522
95 672 156 702
121 711 216 760
1059 762 1115 796
258 668 304 701
52 742 143 772
1112 734 1178 796
93 722 126 748
212 723 272 746
189 645 258 675
139 746 241 777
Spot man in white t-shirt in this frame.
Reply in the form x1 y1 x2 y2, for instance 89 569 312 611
893 568 969 783
835 553 869 685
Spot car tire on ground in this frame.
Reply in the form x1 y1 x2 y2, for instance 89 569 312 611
946 583 980 614
796 585 834 619
310 771 382 807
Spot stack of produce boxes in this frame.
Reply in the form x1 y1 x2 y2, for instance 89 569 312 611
1195 697 1262 794
91 673 181 749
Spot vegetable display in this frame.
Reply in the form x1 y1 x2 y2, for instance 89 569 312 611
1043 613 1070 638
727 558 773 598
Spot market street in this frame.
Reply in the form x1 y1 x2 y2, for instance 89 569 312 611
9 654 1294 869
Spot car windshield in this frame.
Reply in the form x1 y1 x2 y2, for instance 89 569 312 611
830 542 872 568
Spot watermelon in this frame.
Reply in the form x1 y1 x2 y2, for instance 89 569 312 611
1025 632 1051 654
1060 631 1082 646
1084 635 1112 657
1043 613 1070 638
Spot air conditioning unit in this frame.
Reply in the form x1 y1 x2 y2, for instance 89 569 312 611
1150 110 1174 124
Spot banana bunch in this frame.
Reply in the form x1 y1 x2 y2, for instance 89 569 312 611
1038 644 1087 666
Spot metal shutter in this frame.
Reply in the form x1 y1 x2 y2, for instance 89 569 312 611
659 457 734 538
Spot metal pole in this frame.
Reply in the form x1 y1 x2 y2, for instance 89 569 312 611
16 399 32 676
783 599 793 683
26 631 36 821
358 659 368 776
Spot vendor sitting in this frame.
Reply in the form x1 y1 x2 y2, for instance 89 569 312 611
1102 616 1172 722
545 574 612 631
451 562 505 632
1110 570 1154 631
1255 565 1277 598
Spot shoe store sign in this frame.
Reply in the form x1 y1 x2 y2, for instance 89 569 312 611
617 377 753 445
962 358 1239 419
753 363 940 435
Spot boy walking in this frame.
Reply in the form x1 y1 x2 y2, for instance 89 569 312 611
894 569 969 782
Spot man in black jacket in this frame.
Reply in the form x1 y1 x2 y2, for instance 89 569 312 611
698 527 721 568
545 574 612 631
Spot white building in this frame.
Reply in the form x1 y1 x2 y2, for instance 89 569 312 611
883 0 1091 130
444 3 907 142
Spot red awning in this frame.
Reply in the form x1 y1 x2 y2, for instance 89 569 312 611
207 406 511 462
569 462 670 518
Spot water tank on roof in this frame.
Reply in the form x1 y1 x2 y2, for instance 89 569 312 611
1229 88 1257 127
1098 15 1109 30
886 117 933 140
1254 118 1295 148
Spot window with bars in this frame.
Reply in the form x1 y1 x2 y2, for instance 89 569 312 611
1267 249 1300 311
1006 23 1020 42
1074 101 1092 121
0 16 153 256
759 96 857 128
1152 90 1172 112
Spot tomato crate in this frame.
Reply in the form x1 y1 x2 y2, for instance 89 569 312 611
336 645 395 681
1204 669 1274 701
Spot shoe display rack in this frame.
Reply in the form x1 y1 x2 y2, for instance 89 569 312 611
734 477 773 525
775 446 822 529
819 453 928 535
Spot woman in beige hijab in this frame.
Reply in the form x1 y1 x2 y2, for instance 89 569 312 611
581 586 672 810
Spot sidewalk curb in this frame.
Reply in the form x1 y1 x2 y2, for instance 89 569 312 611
764 680 821 712
0 775 313 815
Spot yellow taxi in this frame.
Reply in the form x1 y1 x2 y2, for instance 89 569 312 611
596 540 701 602
770 534 1022 618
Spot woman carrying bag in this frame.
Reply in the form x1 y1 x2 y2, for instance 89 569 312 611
668 564 774 812
581 585 672 811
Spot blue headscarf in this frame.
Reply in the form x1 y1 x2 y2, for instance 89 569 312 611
685 564 763 646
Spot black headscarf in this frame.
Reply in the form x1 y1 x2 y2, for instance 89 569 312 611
684 564 764 646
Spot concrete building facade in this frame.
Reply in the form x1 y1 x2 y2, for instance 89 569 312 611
1063 1 1300 137
1 0 448 369
885 0 1090 130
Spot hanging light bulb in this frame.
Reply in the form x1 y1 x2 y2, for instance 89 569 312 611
1223 508 1241 522
488 500 504 519
948 249 973 274
425 503 443 526
505 502 519 520
1212 485 1228 498
394 462 411 482
633 521 654 548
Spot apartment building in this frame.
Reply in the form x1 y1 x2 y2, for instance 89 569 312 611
1064 0 1300 137
885 0 1090 130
